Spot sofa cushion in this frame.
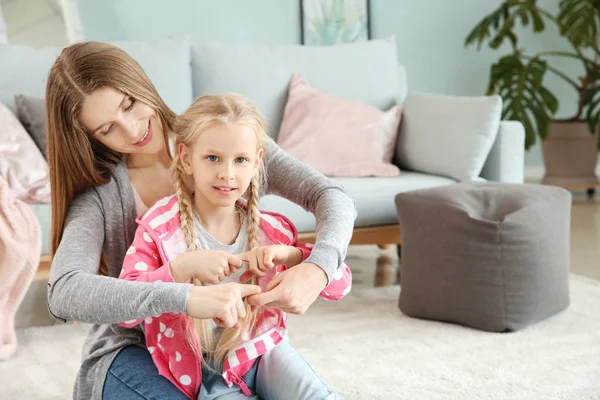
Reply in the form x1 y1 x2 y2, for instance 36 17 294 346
277 74 402 177
111 38 193 114
259 172 455 232
32 172 456 252
14 95 47 160
0 37 193 115
190 36 400 139
0 46 59 114
396 93 502 182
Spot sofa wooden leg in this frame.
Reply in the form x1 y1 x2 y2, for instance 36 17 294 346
374 254 393 287
396 244 402 285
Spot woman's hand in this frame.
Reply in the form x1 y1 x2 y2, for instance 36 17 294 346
238 245 302 280
185 283 262 328
170 250 244 284
246 262 327 314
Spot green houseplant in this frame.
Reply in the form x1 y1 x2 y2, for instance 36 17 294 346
465 0 600 187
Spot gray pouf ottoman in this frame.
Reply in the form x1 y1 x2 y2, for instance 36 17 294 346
394 182 572 332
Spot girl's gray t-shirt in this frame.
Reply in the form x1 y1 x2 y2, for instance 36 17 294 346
193 210 248 338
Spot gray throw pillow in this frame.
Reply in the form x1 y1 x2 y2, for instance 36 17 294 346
14 94 47 160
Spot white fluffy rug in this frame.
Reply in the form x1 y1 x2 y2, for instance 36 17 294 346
2 275 600 400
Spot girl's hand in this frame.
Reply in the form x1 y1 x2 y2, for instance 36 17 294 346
185 283 262 327
170 250 244 284
238 245 302 280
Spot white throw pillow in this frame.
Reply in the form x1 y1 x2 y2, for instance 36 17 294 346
396 93 502 181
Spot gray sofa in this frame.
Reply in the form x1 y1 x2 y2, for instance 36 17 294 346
0 36 525 256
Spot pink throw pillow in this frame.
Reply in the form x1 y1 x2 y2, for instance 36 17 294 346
0 102 50 203
277 74 402 177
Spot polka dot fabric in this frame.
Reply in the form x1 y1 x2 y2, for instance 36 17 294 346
118 194 352 397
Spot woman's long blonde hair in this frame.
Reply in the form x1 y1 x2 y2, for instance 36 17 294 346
172 94 267 370
46 42 175 275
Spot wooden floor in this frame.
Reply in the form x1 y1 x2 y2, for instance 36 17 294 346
568 192 600 281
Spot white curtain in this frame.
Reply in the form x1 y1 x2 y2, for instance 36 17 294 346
0 5 7 44
0 0 84 45
59 0 85 43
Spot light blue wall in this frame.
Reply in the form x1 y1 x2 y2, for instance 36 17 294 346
80 0 584 167
371 0 582 168
80 0 301 44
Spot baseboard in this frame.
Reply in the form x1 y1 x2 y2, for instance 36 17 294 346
524 167 546 183
524 166 600 183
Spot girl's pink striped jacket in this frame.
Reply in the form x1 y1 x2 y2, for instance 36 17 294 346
118 194 352 398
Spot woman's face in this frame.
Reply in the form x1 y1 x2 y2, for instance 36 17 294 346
80 87 164 156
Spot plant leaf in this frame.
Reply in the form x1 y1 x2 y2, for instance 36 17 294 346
583 79 600 148
465 1 546 50
582 62 600 147
488 55 558 149
465 3 512 50
558 0 600 48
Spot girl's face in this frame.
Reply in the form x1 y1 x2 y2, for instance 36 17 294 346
179 121 263 209
80 87 165 156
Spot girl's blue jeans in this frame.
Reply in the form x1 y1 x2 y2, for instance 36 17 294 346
103 336 338 400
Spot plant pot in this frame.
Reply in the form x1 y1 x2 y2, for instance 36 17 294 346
541 121 600 187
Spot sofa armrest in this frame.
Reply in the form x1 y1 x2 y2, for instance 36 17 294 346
479 121 525 183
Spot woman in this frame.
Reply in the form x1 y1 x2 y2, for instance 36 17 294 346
46 41 355 400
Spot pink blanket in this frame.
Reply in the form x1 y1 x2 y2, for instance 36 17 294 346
0 174 41 360
0 101 50 204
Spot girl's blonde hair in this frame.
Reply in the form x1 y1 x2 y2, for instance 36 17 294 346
46 41 176 275
172 93 267 370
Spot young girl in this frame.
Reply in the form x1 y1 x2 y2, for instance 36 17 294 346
118 94 352 399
